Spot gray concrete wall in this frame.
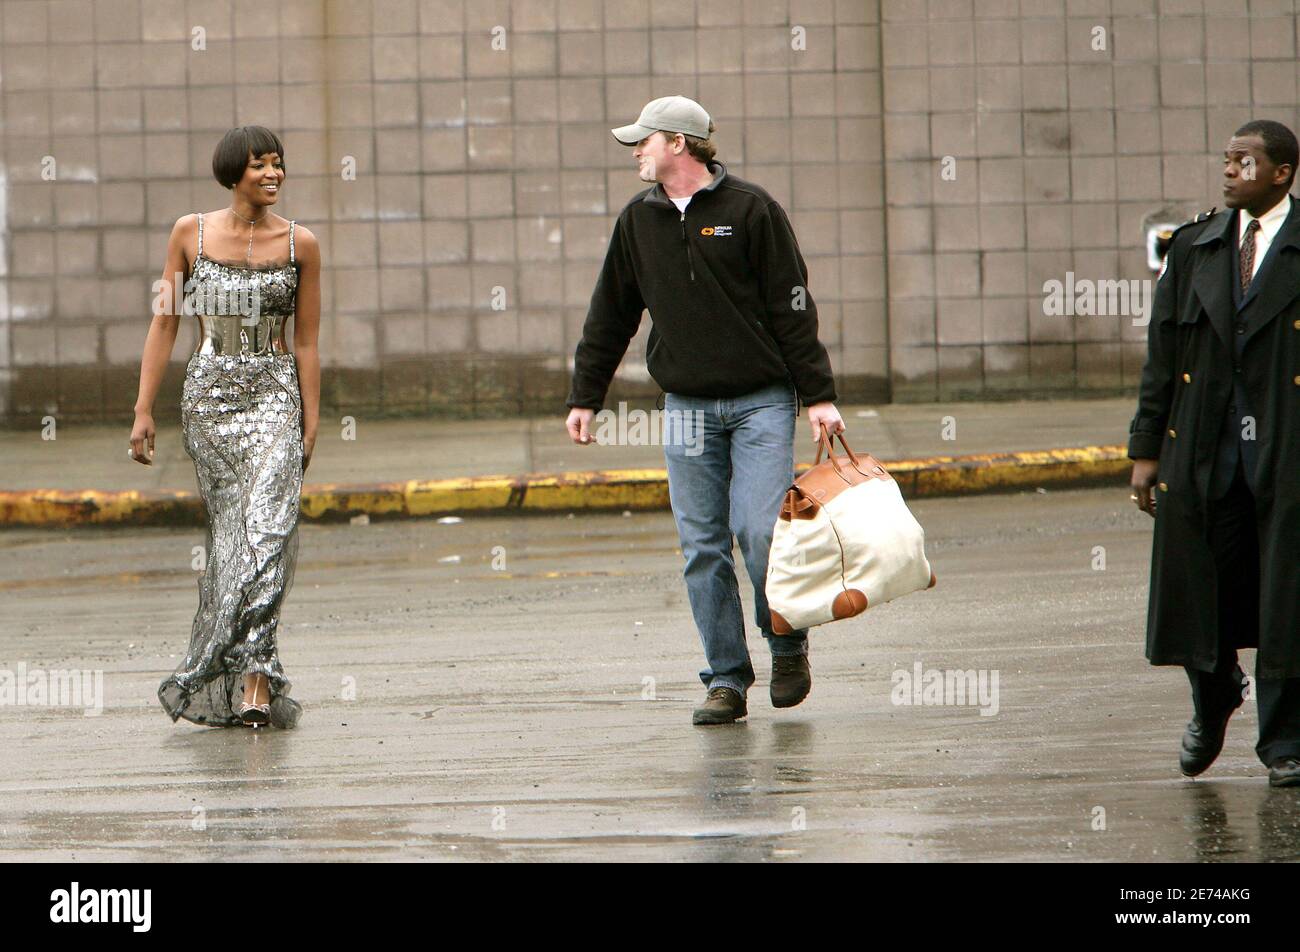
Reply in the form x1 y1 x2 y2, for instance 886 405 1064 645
881 0 1296 401
0 0 1288 423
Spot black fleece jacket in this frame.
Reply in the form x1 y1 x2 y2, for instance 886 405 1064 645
565 161 838 411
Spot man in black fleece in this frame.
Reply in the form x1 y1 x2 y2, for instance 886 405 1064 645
565 95 844 725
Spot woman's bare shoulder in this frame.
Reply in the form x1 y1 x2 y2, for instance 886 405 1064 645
170 212 200 235
290 222 321 257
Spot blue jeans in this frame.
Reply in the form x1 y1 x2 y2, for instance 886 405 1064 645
663 379 809 697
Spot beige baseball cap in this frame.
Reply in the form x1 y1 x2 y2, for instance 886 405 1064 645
611 95 712 145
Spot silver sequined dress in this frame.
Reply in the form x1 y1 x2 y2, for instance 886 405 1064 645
158 212 305 729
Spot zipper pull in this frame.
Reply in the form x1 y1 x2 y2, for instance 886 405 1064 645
680 210 695 281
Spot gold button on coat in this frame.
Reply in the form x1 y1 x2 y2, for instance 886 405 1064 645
1168 428 1176 438
1159 482 1168 492
1182 372 1191 383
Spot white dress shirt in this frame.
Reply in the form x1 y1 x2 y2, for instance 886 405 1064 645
1238 193 1291 285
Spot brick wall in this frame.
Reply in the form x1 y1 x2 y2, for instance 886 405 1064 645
0 0 1287 424
882 0 1297 400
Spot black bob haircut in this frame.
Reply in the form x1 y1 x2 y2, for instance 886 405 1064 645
1233 119 1299 187
212 126 286 190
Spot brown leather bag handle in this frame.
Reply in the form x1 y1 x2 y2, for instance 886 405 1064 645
813 422 862 468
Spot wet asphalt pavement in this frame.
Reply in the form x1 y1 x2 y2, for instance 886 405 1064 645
3 487 1299 861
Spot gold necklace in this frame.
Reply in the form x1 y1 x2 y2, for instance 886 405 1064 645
229 207 266 265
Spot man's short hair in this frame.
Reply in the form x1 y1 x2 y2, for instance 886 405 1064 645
662 120 717 164
212 125 286 190
1233 119 1298 187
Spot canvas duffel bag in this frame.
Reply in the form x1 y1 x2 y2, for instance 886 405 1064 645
766 425 936 634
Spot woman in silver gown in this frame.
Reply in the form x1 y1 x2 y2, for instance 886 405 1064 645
130 126 321 729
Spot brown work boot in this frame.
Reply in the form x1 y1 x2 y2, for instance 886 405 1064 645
770 653 811 708
692 687 747 725
1269 757 1300 787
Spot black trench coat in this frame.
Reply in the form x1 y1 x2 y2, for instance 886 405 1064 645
1129 200 1300 679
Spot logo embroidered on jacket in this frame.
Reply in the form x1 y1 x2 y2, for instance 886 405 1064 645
700 225 733 237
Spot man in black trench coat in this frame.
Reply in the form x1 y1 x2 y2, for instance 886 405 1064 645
1129 119 1300 787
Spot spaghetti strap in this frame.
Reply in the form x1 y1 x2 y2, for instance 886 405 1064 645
289 220 296 264
196 212 204 260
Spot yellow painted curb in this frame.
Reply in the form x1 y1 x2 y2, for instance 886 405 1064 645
0 489 204 527
882 445 1133 497
0 445 1132 528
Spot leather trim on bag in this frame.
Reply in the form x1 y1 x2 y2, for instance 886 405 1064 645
779 425 896 521
779 487 819 521
779 452 894 518
832 588 868 619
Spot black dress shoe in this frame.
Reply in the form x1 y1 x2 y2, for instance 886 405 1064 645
692 687 747 725
1268 757 1300 787
770 654 811 708
1179 696 1244 777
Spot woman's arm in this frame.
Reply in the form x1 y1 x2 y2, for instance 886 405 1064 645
130 215 194 464
291 225 322 470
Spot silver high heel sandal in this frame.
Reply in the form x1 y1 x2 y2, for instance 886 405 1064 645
238 675 271 728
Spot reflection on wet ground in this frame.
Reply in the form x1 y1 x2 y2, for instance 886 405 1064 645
4 488 1300 860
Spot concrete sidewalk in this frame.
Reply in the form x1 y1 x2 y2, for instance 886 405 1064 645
0 398 1137 526
3 487 1256 862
